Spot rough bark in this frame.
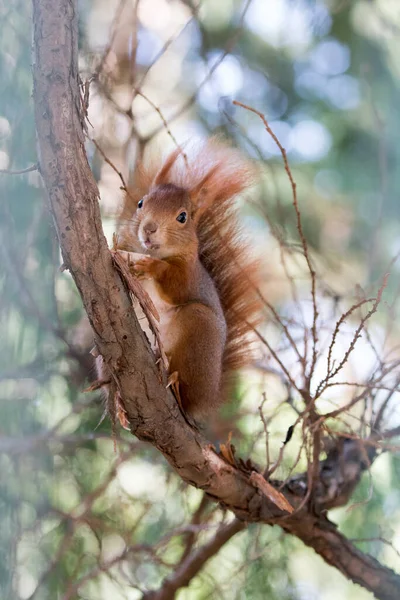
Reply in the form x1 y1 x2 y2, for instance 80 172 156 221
31 1 400 599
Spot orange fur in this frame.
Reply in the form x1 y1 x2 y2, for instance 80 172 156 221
116 138 262 422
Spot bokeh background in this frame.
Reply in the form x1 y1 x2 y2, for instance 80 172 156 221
1 0 400 598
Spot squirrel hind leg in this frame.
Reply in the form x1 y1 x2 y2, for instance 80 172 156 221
167 303 226 425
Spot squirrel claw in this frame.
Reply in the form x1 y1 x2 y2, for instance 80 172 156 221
115 394 130 431
116 251 151 276
167 371 183 410
219 432 236 466
133 256 153 272
167 370 179 387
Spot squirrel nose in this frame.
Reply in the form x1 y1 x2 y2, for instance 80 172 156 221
143 221 157 235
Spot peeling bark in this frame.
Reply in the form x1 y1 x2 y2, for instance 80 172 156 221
31 1 400 599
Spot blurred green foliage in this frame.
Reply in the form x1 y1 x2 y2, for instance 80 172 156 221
1 0 400 598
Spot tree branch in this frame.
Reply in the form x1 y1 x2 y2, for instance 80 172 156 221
31 1 400 599
143 519 245 600
285 516 400 600
178 494 211 564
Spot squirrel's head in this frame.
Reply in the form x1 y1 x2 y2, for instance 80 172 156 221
127 145 226 258
131 183 199 259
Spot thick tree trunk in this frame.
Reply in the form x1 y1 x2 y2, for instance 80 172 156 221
31 1 400 599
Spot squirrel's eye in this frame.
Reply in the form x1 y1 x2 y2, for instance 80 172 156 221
176 211 187 223
137 199 143 209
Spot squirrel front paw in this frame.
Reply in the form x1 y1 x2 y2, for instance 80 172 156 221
132 255 154 275
117 250 167 279
117 250 152 278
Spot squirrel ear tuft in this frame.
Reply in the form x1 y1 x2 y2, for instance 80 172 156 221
154 148 182 186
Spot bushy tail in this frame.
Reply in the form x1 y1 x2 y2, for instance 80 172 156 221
190 140 262 372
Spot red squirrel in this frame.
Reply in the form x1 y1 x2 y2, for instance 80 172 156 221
104 139 261 425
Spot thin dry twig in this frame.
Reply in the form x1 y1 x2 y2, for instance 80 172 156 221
233 101 319 384
0 163 38 174
316 274 389 398
93 0 131 78
135 90 189 166
143 0 253 141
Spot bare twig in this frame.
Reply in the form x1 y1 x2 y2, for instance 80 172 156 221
233 100 319 386
0 163 38 174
